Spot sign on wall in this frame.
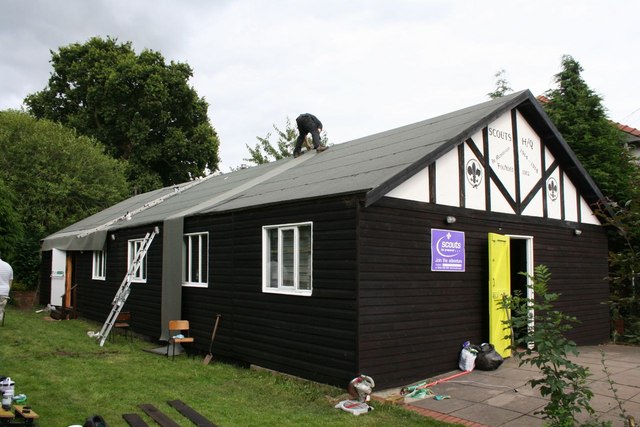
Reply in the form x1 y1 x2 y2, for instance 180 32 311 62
431 228 465 272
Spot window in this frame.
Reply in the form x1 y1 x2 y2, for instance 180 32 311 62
183 232 209 287
92 250 106 280
128 239 147 283
262 222 312 296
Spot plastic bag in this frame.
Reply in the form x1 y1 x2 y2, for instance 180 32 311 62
458 341 478 371
474 343 503 371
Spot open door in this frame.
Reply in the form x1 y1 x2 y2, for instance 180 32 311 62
64 253 74 308
488 233 511 357
50 249 66 306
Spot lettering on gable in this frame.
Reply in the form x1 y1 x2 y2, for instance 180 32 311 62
519 137 540 177
488 127 515 174
488 127 512 142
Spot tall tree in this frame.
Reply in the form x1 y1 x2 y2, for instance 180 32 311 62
0 110 130 286
24 36 220 192
543 56 640 335
244 117 328 166
543 55 639 204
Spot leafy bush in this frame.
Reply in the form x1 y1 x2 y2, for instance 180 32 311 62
502 265 597 426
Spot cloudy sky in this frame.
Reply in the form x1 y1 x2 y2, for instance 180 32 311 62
1 0 638 171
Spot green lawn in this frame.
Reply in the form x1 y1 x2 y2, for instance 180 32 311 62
0 307 453 426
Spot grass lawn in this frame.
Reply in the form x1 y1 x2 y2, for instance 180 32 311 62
0 307 454 426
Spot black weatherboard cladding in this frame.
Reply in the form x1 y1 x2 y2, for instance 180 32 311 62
72 224 164 340
180 196 360 386
358 197 609 389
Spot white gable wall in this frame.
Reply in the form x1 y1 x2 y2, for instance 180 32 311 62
581 198 600 225
435 148 460 207
516 110 543 197
464 130 486 211
546 168 562 220
385 168 429 202
564 178 579 222
490 180 515 214
383 108 601 226
487 113 517 201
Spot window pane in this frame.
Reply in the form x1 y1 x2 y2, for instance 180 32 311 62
201 234 208 283
191 236 199 282
93 251 106 279
298 226 312 290
129 240 146 281
282 229 294 287
268 229 278 288
135 241 143 279
182 236 189 282
98 252 105 277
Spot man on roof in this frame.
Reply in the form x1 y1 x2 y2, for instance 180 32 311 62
293 113 328 158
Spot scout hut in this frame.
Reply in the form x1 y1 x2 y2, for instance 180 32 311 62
40 90 609 388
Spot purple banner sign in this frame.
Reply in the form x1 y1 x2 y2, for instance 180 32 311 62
431 228 465 272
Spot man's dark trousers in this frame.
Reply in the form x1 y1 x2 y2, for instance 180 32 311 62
294 114 321 154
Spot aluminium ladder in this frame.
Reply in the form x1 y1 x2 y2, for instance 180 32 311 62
91 227 159 346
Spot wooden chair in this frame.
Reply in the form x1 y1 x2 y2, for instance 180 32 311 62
112 311 132 342
167 320 194 360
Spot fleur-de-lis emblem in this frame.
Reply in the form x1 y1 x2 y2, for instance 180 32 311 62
547 177 559 201
466 159 483 188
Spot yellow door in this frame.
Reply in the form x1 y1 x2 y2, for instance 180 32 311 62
488 233 511 357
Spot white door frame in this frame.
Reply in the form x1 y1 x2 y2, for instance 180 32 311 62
506 234 535 347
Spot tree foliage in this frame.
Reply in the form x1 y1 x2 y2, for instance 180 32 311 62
244 118 299 165
0 177 23 266
24 36 220 192
243 117 328 166
595 200 640 342
487 69 513 99
543 56 640 343
0 110 130 286
543 55 640 204
503 265 596 426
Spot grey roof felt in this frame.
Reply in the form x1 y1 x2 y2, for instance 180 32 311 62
41 89 603 250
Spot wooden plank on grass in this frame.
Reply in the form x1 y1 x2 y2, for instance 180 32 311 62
139 404 181 427
167 399 217 427
123 413 149 427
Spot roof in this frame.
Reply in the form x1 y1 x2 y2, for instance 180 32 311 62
42 89 603 250
615 122 640 146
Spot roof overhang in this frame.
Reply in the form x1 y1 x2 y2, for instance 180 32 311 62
41 229 108 251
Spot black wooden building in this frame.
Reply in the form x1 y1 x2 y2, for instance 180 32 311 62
40 90 609 389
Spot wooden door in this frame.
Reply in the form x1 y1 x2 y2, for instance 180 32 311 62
488 233 511 357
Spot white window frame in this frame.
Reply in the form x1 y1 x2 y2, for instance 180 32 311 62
182 232 209 288
127 239 147 283
262 222 313 296
92 250 106 280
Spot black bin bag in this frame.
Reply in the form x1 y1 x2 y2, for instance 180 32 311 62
84 415 108 427
474 343 504 371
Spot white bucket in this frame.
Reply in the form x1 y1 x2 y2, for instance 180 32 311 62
1 390 13 410
0 377 14 395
